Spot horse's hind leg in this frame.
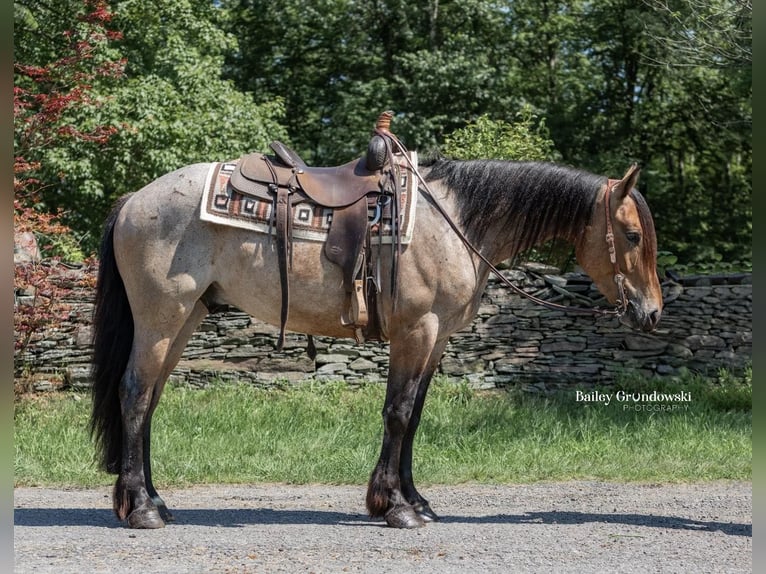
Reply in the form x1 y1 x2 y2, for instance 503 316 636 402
113 343 166 529
114 300 207 529
142 300 209 523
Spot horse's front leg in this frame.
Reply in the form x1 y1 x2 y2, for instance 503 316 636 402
366 316 441 528
398 340 448 523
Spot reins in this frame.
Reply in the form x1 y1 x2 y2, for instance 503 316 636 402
378 129 628 319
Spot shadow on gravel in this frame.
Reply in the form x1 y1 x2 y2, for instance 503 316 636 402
14 508 122 529
14 507 379 529
15 507 749 537
443 511 751 537
170 508 377 527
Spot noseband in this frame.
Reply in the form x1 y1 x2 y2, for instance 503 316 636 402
388 140 629 319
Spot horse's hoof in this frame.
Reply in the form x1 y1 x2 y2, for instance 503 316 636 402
127 505 165 529
385 506 426 529
413 502 440 523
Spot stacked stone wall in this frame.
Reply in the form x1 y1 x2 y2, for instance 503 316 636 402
15 266 751 391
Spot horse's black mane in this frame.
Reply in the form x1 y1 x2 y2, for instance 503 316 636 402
424 159 605 254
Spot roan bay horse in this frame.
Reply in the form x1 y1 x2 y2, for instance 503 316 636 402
90 144 663 529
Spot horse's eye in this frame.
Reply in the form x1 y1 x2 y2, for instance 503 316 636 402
625 231 641 246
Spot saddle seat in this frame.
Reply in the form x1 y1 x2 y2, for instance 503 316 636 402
232 147 383 209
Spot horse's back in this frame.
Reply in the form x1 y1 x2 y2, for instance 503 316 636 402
115 162 219 275
121 162 212 227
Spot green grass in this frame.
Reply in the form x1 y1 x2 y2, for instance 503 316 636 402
14 370 751 488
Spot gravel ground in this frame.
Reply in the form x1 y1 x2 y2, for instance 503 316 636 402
14 481 751 573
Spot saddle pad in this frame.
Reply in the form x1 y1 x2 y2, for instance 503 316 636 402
199 152 418 244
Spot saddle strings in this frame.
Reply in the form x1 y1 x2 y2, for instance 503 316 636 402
371 126 406 312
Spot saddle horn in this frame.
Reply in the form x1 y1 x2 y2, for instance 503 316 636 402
366 110 395 172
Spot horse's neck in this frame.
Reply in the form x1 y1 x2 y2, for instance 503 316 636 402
421 182 511 273
467 187 584 266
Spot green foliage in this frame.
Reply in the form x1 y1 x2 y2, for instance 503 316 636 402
94 72 286 203
35 231 87 263
656 250 752 276
14 0 287 255
441 108 559 161
642 0 752 70
15 373 750 487
14 0 751 265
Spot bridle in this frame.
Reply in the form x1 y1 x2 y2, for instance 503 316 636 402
380 129 629 319
602 179 630 318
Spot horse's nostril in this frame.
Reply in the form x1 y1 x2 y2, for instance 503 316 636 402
649 309 661 328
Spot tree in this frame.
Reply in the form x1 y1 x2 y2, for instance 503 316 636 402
635 0 751 264
221 0 521 162
14 0 120 365
14 0 125 251
15 0 288 254
641 0 751 69
221 0 389 163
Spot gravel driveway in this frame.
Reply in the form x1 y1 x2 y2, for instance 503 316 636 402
14 481 751 573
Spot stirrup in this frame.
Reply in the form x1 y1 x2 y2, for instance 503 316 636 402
351 279 368 326
340 279 369 344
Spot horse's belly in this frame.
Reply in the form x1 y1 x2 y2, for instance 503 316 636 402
212 235 362 339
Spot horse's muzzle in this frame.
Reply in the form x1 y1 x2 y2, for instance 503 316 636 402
620 301 661 333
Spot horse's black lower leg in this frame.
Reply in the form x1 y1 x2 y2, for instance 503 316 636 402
143 418 174 523
367 381 424 528
398 340 447 522
366 324 441 528
399 373 439 522
115 368 165 529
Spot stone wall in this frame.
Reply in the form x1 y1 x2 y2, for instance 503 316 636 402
14 265 751 392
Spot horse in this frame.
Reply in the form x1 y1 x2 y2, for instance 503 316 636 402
90 151 663 530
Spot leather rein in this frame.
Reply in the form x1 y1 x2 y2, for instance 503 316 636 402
378 130 629 319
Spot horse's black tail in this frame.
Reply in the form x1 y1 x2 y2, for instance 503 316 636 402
90 194 134 474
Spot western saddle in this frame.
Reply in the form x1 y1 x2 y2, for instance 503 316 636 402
228 111 408 350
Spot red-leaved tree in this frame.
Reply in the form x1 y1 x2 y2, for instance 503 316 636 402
14 0 124 376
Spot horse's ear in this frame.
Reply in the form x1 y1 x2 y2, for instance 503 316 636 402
615 163 640 199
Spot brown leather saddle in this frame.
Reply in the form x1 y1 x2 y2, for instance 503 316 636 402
229 112 406 348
